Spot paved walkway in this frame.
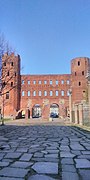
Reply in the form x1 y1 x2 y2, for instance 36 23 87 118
0 120 90 179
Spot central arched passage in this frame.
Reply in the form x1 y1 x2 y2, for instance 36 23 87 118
32 104 42 118
50 103 59 118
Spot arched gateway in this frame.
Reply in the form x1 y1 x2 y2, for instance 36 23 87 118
32 104 42 118
50 103 59 118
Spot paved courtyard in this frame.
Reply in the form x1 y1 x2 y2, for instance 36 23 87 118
0 120 90 179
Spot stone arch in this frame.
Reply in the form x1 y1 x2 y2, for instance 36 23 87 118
32 104 42 118
16 109 25 119
50 103 59 118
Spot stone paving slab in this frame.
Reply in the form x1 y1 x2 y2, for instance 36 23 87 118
61 158 74 165
28 174 57 180
19 153 33 161
75 158 90 168
62 164 76 172
32 162 58 174
5 152 22 159
0 124 90 180
79 169 90 180
0 167 29 178
62 172 79 180
10 161 33 168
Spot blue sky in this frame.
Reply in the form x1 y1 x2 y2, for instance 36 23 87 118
0 0 90 74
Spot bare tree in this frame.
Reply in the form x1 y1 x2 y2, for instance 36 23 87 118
0 33 17 125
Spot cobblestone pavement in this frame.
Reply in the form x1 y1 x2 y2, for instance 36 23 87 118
0 123 90 179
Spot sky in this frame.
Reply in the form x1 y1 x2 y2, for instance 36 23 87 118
0 0 90 75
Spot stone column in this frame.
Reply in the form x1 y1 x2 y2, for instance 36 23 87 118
75 105 78 124
78 104 83 125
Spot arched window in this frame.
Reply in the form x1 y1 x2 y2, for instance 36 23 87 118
22 80 24 84
22 91 25 96
61 90 64 96
28 80 30 84
39 91 41 96
67 80 70 85
44 80 47 84
28 91 30 96
44 91 47 96
39 80 41 84
33 91 36 96
56 80 58 85
50 80 52 85
61 80 64 84
56 90 58 96
33 80 36 84
67 90 69 96
50 91 53 96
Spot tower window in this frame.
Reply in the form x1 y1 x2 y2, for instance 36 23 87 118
7 71 9 76
75 72 77 76
4 62 6 66
79 82 81 86
6 91 9 99
78 61 80 66
2 81 6 88
11 62 13 66
82 71 84 75
11 82 13 87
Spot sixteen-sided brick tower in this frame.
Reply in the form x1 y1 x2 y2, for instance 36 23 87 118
1 53 90 121
1 53 21 118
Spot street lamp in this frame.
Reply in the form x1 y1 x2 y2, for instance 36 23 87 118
86 70 90 109
0 81 5 125
69 89 72 123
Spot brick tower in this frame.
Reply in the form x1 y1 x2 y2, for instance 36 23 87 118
71 57 90 105
1 53 21 118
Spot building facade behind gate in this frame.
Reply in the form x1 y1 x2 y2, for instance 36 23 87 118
1 53 90 120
